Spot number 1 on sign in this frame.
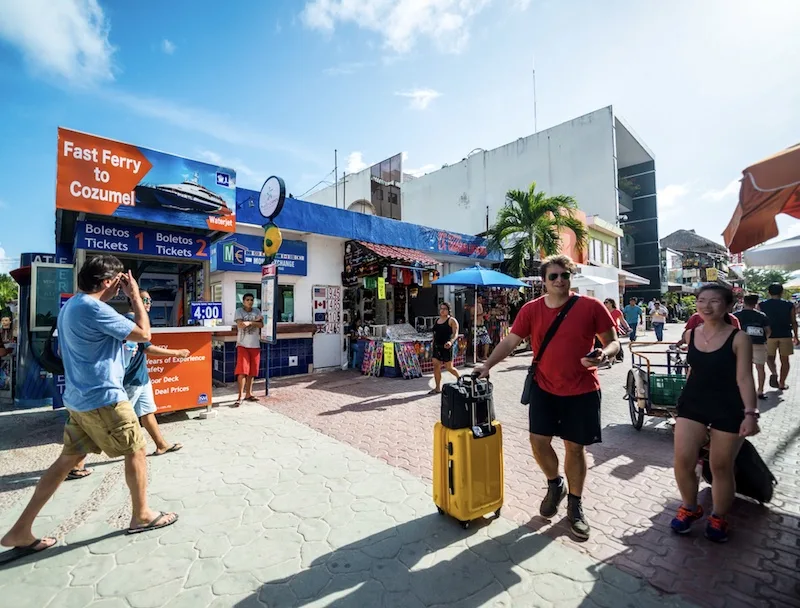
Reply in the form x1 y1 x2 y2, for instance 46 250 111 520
134 232 144 251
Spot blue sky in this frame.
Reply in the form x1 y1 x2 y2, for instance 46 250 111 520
1 0 799 272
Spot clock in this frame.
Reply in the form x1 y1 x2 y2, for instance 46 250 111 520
258 176 286 220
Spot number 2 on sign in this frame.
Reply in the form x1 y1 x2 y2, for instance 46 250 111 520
195 239 207 257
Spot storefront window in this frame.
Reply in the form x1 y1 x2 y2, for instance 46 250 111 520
590 239 602 263
235 283 261 310
278 285 294 322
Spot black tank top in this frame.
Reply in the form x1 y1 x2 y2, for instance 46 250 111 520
680 328 744 409
433 317 452 346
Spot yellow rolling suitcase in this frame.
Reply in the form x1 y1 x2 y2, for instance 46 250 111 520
433 378 503 529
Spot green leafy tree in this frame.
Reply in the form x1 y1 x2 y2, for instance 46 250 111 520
487 182 588 277
742 268 793 295
0 273 18 311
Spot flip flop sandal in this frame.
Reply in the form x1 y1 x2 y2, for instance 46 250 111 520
245 396 259 402
127 512 179 535
151 444 183 456
427 389 441 395
758 394 768 400
0 538 56 565
66 468 92 480
769 374 779 389
231 401 241 408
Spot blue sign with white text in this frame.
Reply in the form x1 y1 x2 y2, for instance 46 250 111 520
211 235 307 276
190 302 222 322
75 220 211 262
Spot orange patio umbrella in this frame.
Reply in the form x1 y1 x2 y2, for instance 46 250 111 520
722 143 800 254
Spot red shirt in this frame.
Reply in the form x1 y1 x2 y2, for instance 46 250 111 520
511 294 615 396
610 308 623 331
685 312 741 331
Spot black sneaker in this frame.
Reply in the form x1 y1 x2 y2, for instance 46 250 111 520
567 496 590 540
539 479 567 518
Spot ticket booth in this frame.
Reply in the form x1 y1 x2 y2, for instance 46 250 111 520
54 127 239 413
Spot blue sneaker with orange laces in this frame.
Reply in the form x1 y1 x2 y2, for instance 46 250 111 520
670 504 704 534
705 514 729 543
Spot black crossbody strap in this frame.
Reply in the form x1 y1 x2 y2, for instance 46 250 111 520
532 295 579 365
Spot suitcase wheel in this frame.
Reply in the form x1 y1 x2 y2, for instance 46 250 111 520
495 508 501 518
436 507 444 515
460 520 470 530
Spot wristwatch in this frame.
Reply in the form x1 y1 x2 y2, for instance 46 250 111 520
745 410 760 419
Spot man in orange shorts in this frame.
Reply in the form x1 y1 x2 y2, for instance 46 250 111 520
233 293 263 407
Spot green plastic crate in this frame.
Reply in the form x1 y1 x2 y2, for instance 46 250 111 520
648 374 686 406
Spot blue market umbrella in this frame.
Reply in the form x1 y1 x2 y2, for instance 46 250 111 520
432 264 526 364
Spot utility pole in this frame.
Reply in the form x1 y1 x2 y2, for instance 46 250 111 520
532 56 538 133
334 149 338 209
343 171 347 210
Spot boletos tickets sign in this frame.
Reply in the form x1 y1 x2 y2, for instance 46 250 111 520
56 128 237 233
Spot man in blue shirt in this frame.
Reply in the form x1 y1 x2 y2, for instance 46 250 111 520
623 297 644 341
1 256 178 563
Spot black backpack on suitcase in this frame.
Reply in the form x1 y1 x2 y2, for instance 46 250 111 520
441 377 494 429
701 439 777 504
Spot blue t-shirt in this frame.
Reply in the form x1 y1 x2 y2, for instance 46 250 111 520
57 293 136 412
623 304 643 325
123 314 151 387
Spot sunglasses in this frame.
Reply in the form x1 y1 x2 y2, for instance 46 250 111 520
142 298 152 304
547 272 571 281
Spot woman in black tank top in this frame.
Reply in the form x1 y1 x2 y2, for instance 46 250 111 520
671 285 760 543
430 302 460 394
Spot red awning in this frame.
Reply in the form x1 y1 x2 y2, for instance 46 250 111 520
358 241 438 267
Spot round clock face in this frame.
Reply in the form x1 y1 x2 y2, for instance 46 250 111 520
259 176 286 220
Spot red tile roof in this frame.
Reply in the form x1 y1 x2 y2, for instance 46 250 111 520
358 241 438 267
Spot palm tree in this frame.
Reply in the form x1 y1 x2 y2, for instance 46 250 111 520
487 182 588 277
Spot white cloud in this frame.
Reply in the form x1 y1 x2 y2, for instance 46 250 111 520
395 88 442 110
658 183 690 210
513 0 532 9
0 0 114 85
0 243 13 274
301 0 492 54
323 61 372 76
701 179 740 202
346 152 368 173
161 39 176 54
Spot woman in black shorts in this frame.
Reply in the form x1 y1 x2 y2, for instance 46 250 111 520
430 303 460 394
671 284 759 542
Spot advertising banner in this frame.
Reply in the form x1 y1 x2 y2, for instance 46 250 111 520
75 219 211 262
260 264 278 344
211 234 307 276
147 331 212 413
57 128 236 233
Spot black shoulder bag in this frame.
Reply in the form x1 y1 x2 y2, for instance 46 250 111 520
520 295 579 404
39 320 65 376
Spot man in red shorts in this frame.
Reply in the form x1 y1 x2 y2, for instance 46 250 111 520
233 293 263 407
477 254 619 540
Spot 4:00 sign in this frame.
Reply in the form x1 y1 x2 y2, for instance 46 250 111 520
190 302 222 321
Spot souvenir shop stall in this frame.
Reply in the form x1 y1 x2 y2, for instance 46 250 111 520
342 240 467 378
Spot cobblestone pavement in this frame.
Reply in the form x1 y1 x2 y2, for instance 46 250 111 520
266 324 800 608
0 401 694 607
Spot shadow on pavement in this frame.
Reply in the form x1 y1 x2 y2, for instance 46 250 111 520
318 392 430 416
0 409 68 452
587 422 675 482
235 514 557 608
0 530 122 572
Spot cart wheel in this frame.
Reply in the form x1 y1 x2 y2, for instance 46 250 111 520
436 506 444 515
626 371 644 431
460 520 470 530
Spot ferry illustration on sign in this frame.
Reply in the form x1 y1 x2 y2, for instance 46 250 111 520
135 172 233 216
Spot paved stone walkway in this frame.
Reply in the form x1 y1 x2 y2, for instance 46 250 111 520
266 323 800 608
0 401 694 607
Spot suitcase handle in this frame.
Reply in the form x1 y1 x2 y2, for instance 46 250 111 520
460 375 491 399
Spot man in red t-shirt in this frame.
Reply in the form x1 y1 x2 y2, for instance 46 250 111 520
685 312 741 331
476 255 619 540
